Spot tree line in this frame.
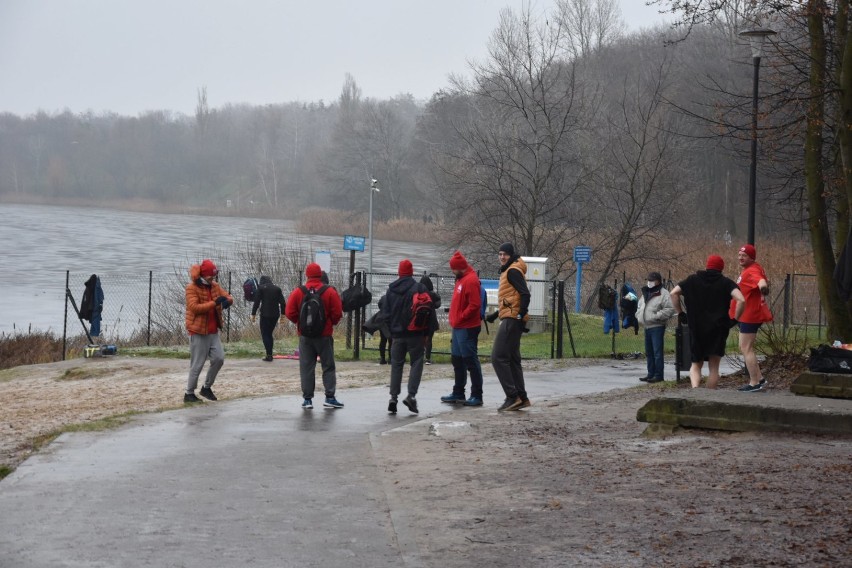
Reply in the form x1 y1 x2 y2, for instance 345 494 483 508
0 0 847 334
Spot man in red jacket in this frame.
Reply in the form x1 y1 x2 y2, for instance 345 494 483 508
285 262 344 410
730 244 772 392
441 251 484 406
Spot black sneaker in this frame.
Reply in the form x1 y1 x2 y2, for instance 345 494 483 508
184 392 202 403
738 381 765 392
388 399 397 414
498 397 523 411
199 386 217 400
639 376 651 382
262 355 273 362
402 395 418 414
646 377 664 384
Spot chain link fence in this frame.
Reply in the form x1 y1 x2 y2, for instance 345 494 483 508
62 269 822 361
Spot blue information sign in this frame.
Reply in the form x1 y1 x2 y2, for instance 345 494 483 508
573 246 592 313
573 246 592 263
343 235 366 252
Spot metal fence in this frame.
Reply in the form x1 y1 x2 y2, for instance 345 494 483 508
62 269 824 360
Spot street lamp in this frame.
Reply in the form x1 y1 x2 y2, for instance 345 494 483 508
368 178 380 274
739 27 776 246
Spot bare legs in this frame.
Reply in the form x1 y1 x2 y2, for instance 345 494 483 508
689 356 722 389
739 332 762 386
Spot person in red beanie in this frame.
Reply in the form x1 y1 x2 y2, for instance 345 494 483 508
184 259 233 403
669 255 745 389
731 244 773 392
441 251 484 406
285 262 344 410
378 259 431 414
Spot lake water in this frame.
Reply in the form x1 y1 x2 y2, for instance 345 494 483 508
0 204 446 334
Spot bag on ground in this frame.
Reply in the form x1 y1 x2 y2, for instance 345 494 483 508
807 344 852 374
407 291 434 332
298 285 328 337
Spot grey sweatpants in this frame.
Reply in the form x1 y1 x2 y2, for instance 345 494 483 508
389 335 425 399
299 335 337 400
186 333 225 393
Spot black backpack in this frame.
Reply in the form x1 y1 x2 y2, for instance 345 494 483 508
298 285 329 337
598 284 617 310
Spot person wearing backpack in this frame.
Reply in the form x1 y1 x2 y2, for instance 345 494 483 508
441 251 484 406
419 274 441 364
285 262 344 410
184 259 233 404
379 259 431 415
484 243 531 411
250 275 286 362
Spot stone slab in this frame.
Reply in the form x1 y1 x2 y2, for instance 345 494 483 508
790 371 852 399
636 389 852 435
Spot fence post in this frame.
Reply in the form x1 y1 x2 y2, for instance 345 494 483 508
556 280 564 359
346 271 355 349
226 271 232 343
63 270 70 361
782 273 790 332
147 271 153 346
353 271 362 360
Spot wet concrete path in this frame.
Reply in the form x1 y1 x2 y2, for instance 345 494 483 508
0 361 651 567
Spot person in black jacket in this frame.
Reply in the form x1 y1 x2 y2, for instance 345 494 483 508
250 275 286 361
379 259 430 414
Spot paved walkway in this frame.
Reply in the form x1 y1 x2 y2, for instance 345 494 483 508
0 360 656 568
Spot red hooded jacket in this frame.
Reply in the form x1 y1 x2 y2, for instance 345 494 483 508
449 267 482 329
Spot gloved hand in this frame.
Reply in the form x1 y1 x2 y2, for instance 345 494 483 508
677 312 688 326
215 296 230 308
485 311 499 324
522 326 531 333
250 314 256 323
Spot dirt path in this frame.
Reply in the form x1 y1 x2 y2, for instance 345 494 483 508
374 387 851 566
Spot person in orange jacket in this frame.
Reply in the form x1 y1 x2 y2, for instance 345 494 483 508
184 259 233 403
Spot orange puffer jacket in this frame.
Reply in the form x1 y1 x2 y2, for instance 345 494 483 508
185 264 234 335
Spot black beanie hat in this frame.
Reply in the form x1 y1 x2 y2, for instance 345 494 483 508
499 242 515 257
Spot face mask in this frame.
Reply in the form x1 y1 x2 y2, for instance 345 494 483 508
647 281 656 289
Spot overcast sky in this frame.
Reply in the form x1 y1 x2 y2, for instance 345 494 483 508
0 0 672 117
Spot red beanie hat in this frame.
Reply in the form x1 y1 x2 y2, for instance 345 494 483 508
305 262 323 279
200 259 218 278
398 259 413 277
706 255 725 271
739 244 756 260
449 251 468 271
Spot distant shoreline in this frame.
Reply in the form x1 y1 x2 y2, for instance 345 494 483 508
0 194 293 221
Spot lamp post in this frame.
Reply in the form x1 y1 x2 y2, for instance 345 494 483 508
368 178 380 274
739 27 776 246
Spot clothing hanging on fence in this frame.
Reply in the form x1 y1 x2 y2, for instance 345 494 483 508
81 274 104 337
620 283 639 335
603 307 620 334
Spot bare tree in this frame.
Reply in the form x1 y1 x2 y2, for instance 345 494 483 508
556 0 624 59
432 7 593 268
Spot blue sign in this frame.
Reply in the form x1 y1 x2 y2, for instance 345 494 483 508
343 235 366 252
573 246 591 313
573 246 592 263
